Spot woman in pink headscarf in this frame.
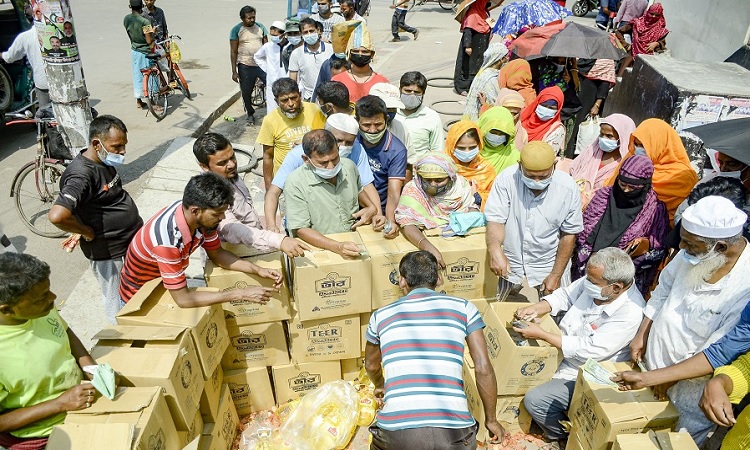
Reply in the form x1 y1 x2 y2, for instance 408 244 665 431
569 113 636 207
615 3 669 77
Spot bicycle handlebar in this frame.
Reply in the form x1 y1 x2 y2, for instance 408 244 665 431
5 117 57 126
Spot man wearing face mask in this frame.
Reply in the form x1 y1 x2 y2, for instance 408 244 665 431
289 17 333 102
331 22 388 103
49 116 143 324
623 196 750 446
285 130 378 258
309 0 344 42
485 142 583 302
316 81 354 117
281 20 303 72
254 20 288 112
513 248 645 448
264 113 380 233
396 71 444 165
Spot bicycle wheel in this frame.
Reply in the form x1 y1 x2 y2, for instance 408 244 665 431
13 162 68 238
146 71 169 121
438 0 454 10
251 81 266 107
173 64 191 100
233 147 259 174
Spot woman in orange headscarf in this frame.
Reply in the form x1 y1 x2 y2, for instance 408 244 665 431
606 118 697 223
498 59 537 107
520 86 565 155
444 120 497 208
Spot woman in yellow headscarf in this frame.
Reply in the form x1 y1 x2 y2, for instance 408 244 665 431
477 106 519 175
606 118 698 223
444 120 497 208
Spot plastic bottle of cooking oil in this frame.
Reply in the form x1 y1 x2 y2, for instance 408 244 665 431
356 384 377 427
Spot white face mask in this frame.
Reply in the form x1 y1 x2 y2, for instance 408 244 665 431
287 35 302 46
484 133 507 147
598 137 619 152
634 146 647 156
583 279 611 301
453 147 479 163
310 160 341 179
521 172 552 191
535 105 557 121
338 145 353 158
681 245 718 266
718 169 743 179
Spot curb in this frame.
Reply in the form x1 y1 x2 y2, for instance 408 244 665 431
190 88 242 138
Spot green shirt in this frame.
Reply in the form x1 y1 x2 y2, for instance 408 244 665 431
123 13 152 53
285 158 363 235
0 309 82 438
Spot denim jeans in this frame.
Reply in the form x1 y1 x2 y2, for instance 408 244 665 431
391 9 416 37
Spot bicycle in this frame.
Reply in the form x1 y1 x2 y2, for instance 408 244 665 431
8 116 71 238
410 0 458 11
141 35 190 121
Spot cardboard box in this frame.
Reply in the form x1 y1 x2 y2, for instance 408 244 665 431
224 367 276 415
612 431 699 450
357 227 410 309
341 357 364 381
271 361 342 403
47 423 135 449
200 366 224 423
360 312 371 352
200 385 239 450
481 302 563 395
184 436 201 450
567 362 680 450
468 298 491 314
288 312 361 362
91 326 204 430
221 320 290 370
463 359 531 443
178 411 204 448
65 387 181 450
204 252 292 326
116 278 230 379
291 232 372 320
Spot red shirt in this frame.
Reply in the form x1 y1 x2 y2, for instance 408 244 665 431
331 71 389 103
119 201 221 302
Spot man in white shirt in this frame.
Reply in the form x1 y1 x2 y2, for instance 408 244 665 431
485 142 583 302
1 26 50 110
339 0 366 23
512 248 645 447
629 196 750 446
253 20 288 112
309 0 344 42
288 17 333 101
396 71 445 165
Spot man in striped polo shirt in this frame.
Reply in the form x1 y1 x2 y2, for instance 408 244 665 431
119 172 283 308
365 251 505 449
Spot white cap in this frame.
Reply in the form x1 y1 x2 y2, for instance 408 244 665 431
271 20 286 32
682 196 748 238
325 113 359 135
369 83 404 109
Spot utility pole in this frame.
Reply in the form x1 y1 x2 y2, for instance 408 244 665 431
28 0 92 155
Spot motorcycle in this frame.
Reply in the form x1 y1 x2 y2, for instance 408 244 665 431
571 0 598 17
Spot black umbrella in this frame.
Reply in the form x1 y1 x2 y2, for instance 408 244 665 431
686 118 750 166
510 21 626 60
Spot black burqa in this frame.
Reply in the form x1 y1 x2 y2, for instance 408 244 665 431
586 177 650 252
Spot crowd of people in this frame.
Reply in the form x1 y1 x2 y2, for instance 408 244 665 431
2 1 750 450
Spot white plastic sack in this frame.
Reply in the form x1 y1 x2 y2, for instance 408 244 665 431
575 116 600 156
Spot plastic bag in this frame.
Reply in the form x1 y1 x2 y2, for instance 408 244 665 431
575 116 599 156
443 211 487 237
278 380 359 450
169 40 182 63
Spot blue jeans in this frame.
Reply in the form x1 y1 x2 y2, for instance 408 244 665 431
523 378 576 441
131 50 149 99
391 9 416 37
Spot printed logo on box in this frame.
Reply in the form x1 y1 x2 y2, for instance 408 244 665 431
307 324 343 344
232 331 267 352
446 258 480 282
289 371 321 392
206 322 218 348
148 429 166 450
180 360 193 389
388 269 399 286
229 382 250 400
520 359 545 376
484 326 501 359
315 272 351 298
501 405 521 419
221 409 234 439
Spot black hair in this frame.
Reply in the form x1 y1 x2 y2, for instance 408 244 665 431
49 36 61 43
193 133 232 166
400 71 427 92
183 172 234 209
339 0 355 7
688 176 747 209
89 115 127 143
399 251 438 289
272 77 300 98
239 5 255 19
299 17 319 32
355 95 387 122
317 81 350 109
461 128 480 143
302 129 337 157
330 58 350 72
0 253 50 308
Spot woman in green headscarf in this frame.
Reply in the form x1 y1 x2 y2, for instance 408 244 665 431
478 106 518 174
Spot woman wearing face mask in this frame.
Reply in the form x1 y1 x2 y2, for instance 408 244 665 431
395 153 479 268
574 155 670 295
495 88 528 151
606 118 698 224
463 42 509 122
331 23 388 103
478 106 518 175
444 120 496 208
569 113 636 207
520 86 565 155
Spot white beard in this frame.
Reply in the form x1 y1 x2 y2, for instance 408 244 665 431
684 252 728 287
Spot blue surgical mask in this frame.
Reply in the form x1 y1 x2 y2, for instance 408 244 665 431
634 146 647 156
598 137 619 152
97 143 125 167
287 35 302 46
521 172 552 191
338 145 353 158
583 278 609 301
335 52 347 59
484 133 507 147
535 105 557 122
310 161 341 179
681 245 718 266
453 147 479 163
270 35 282 44
303 33 320 45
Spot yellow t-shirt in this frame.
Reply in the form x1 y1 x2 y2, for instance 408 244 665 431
0 309 82 438
256 102 326 174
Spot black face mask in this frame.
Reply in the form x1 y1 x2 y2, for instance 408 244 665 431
349 53 372 67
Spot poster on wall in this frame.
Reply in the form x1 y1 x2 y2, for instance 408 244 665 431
724 98 750 120
677 94 726 131
31 0 79 64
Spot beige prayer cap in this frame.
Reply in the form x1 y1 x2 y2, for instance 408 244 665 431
682 196 747 238
520 142 556 171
